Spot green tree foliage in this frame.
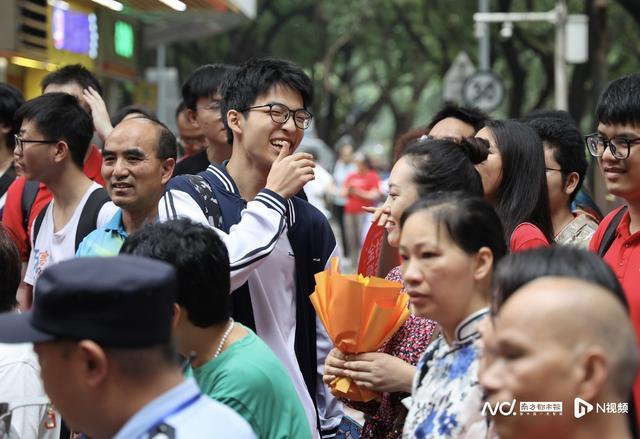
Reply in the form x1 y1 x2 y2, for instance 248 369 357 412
165 0 640 150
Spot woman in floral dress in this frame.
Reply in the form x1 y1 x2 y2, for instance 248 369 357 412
400 193 506 438
324 137 488 438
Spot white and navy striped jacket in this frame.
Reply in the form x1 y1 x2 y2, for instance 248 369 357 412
159 163 342 436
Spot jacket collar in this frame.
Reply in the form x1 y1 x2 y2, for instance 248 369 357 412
206 161 296 229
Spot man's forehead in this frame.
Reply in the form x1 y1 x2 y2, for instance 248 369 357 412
430 117 475 139
107 121 157 149
597 122 640 135
254 84 304 106
43 82 83 97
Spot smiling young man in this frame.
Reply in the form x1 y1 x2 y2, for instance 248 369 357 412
76 116 176 257
16 93 118 308
589 73 640 429
160 57 342 437
173 64 238 176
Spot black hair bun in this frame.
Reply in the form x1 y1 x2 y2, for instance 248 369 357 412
459 137 489 164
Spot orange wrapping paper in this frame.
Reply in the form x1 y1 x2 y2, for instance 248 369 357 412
310 257 410 402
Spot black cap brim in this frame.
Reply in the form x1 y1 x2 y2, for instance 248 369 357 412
0 311 56 344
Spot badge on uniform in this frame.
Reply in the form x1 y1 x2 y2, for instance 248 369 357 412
149 423 176 439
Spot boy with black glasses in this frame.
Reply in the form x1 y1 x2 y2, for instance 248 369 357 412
160 57 342 437
589 73 640 431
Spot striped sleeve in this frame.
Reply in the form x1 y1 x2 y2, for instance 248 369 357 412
159 180 288 292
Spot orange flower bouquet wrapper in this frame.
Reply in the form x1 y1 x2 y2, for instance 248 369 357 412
311 257 409 402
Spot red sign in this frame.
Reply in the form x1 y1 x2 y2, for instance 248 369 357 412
357 222 385 276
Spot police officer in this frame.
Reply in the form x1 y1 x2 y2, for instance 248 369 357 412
0 255 256 439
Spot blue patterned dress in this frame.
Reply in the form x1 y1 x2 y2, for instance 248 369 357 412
402 308 490 438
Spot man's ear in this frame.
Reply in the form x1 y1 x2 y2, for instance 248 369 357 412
0 123 11 137
563 171 580 197
172 303 181 329
52 141 70 164
77 340 109 388
160 158 176 184
574 346 609 402
186 109 199 127
473 247 494 282
226 110 242 139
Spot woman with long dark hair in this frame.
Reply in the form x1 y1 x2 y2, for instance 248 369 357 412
324 137 488 438
473 119 554 252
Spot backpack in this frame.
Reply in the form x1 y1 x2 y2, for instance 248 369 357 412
32 187 111 252
167 174 223 229
597 206 628 257
21 179 40 233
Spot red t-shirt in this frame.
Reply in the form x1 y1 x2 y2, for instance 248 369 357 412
344 170 380 214
590 206 640 428
1 145 104 261
509 222 550 253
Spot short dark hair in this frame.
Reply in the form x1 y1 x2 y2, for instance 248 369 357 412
0 226 20 312
0 83 24 149
104 343 178 379
41 64 103 96
182 64 238 112
392 127 428 162
521 108 577 126
401 192 507 266
120 219 231 327
175 100 186 120
220 58 314 145
427 102 490 132
111 105 153 127
596 73 640 127
527 117 588 204
15 93 92 169
492 246 627 314
400 138 487 198
482 119 554 244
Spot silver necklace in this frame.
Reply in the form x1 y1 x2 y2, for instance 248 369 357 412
214 318 234 359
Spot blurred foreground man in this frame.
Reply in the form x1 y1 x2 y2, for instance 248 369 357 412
481 277 637 439
0 256 255 439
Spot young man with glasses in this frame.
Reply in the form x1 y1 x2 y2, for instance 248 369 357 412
160 57 342 437
589 73 640 431
173 64 239 176
15 93 117 308
1 65 108 309
527 115 597 248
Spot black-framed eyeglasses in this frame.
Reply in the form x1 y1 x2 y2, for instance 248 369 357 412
14 134 58 153
585 133 640 160
238 103 313 130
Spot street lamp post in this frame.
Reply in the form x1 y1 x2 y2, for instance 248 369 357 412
473 0 569 110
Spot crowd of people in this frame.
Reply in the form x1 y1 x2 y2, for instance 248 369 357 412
0 57 637 439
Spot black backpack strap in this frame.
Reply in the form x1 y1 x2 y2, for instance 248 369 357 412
22 180 40 232
183 174 223 229
0 168 15 196
598 206 628 257
32 201 49 247
75 188 111 251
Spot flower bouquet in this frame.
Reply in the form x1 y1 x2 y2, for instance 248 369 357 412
311 257 409 402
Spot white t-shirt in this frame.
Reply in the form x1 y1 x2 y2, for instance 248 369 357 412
25 182 118 286
0 343 60 439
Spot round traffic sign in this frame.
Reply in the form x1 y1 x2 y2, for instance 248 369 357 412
462 70 505 112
